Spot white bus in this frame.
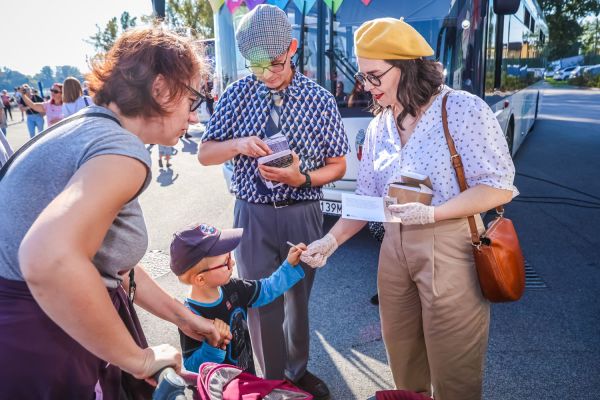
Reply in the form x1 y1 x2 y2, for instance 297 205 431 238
212 0 549 216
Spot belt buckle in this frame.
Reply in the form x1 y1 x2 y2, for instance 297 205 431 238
273 200 288 209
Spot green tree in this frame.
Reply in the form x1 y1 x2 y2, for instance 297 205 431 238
540 0 600 59
165 0 214 39
54 66 84 83
33 66 55 88
581 16 600 56
88 11 138 54
0 68 31 92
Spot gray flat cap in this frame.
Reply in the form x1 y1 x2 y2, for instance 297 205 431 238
235 4 292 63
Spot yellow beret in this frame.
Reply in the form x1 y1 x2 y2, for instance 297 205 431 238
354 18 434 60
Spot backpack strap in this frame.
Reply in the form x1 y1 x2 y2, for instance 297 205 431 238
0 112 121 181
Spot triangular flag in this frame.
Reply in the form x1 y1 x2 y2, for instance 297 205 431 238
208 0 225 12
322 0 344 13
246 0 266 9
226 0 244 13
360 0 372 5
267 0 290 9
292 0 317 13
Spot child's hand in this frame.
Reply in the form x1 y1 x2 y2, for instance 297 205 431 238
286 242 307 266
213 318 231 350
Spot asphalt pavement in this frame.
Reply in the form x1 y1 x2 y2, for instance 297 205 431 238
4 84 599 399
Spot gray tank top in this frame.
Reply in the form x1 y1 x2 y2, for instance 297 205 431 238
0 105 152 288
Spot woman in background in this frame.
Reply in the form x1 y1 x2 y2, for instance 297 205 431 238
20 82 64 126
62 76 93 117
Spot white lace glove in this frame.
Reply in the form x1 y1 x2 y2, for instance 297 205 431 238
388 202 436 225
300 233 338 268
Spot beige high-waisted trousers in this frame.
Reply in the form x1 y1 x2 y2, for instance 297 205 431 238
378 217 490 400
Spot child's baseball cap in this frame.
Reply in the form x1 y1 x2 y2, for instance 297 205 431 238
170 223 243 276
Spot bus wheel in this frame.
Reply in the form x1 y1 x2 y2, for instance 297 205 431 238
505 121 514 155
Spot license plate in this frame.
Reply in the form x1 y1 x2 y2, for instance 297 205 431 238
320 200 342 216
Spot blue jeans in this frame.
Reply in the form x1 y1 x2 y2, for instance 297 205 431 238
26 114 44 138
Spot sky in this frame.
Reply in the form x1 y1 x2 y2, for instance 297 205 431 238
3 0 155 76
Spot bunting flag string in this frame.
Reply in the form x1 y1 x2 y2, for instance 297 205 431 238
266 0 290 9
213 0 372 14
323 0 344 13
226 0 244 13
208 0 225 12
292 0 318 13
245 0 267 9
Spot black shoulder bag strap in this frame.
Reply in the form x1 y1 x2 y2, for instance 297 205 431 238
0 112 121 181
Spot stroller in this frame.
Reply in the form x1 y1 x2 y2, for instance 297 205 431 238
153 363 312 400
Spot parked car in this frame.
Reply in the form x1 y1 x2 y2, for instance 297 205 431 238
583 64 600 77
527 68 545 79
544 68 558 79
569 66 584 79
553 66 578 81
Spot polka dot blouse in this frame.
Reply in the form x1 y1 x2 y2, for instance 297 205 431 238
356 86 518 206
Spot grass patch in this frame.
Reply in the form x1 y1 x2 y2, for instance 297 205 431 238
546 78 570 87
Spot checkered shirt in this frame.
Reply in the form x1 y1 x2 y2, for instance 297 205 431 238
202 72 349 204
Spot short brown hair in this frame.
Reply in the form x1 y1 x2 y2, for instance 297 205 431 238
372 59 443 130
62 77 83 103
87 26 204 118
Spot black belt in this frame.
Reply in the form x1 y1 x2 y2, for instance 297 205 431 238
238 198 314 208
272 198 300 208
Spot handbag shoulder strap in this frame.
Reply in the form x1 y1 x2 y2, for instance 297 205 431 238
0 112 121 181
441 92 482 245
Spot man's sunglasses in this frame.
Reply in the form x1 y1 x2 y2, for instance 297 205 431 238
245 51 289 75
197 253 231 274
354 65 395 87
50 89 62 94
185 84 205 112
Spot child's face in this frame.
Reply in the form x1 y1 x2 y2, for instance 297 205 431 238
195 252 234 287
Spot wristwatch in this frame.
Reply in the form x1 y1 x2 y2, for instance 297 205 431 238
299 171 312 189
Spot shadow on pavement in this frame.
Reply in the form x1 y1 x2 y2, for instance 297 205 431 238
180 137 199 154
156 168 179 186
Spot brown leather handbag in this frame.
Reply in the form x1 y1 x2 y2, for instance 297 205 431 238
441 92 525 302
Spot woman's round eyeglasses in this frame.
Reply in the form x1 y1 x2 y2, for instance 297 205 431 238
354 65 395 87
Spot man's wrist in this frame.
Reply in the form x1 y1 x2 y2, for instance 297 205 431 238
298 171 311 188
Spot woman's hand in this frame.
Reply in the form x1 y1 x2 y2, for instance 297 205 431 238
387 202 435 225
257 151 304 187
300 233 338 268
179 312 232 348
129 344 182 379
286 242 307 266
235 137 272 158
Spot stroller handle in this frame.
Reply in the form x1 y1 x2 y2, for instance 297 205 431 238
152 367 187 400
